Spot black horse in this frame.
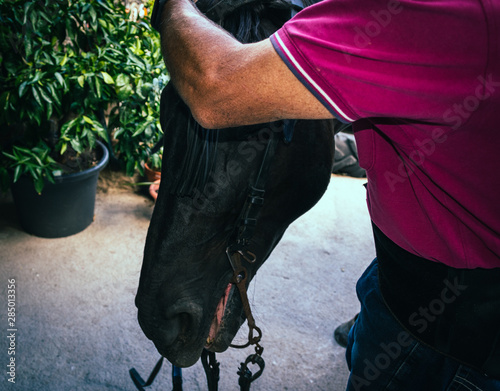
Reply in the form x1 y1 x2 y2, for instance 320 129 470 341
135 0 338 369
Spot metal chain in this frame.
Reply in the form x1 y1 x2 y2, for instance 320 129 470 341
226 250 263 352
225 249 266 390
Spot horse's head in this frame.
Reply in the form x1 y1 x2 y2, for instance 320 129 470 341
135 0 335 368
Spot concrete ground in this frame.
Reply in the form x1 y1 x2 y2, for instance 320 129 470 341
0 171 375 391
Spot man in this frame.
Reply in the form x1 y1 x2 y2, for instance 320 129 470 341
151 0 500 389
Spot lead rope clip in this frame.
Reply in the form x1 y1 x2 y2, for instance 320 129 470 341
238 353 266 391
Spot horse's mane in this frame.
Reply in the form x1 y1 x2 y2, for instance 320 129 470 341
201 0 315 43
168 0 315 197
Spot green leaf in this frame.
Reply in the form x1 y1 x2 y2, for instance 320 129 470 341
54 72 64 87
113 127 125 138
32 71 44 83
126 159 135 176
83 115 93 124
132 122 148 137
39 10 54 26
95 0 114 13
32 153 43 167
126 49 145 69
60 54 68 66
102 54 120 64
60 142 67 155
19 81 28 97
14 146 32 154
116 73 129 87
93 120 108 142
32 86 43 107
95 76 102 98
13 165 22 183
78 75 85 88
116 83 133 101
46 101 53 120
70 138 82 154
98 18 108 29
89 6 97 24
23 2 32 25
29 12 38 35
2 152 16 161
48 84 61 106
41 51 55 65
38 86 53 104
101 71 114 85
34 176 44 195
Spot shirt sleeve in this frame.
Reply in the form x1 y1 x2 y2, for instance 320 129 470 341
270 0 487 124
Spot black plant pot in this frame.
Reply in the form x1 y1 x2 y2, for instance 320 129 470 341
10 140 109 238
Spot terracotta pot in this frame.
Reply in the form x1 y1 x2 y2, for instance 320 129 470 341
144 162 161 183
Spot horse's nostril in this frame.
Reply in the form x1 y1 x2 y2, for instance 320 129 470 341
165 299 203 321
163 299 204 340
159 318 181 346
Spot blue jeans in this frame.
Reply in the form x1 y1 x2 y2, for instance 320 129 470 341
345 259 500 391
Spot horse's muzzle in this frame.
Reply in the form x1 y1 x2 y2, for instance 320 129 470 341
136 294 207 365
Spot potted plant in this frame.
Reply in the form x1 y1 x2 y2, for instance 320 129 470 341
110 58 166 202
0 0 165 237
144 150 162 181
111 73 167 180
143 148 162 201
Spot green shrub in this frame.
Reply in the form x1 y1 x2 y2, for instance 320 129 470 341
0 0 166 192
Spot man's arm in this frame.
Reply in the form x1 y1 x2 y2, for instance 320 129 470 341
159 0 334 129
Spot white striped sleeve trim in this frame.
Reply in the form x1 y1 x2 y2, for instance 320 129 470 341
274 32 355 123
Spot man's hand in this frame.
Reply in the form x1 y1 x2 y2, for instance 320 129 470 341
151 0 168 32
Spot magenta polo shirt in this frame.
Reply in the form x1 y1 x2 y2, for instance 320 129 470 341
271 0 500 269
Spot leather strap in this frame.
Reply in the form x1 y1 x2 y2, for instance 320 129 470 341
233 130 279 246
